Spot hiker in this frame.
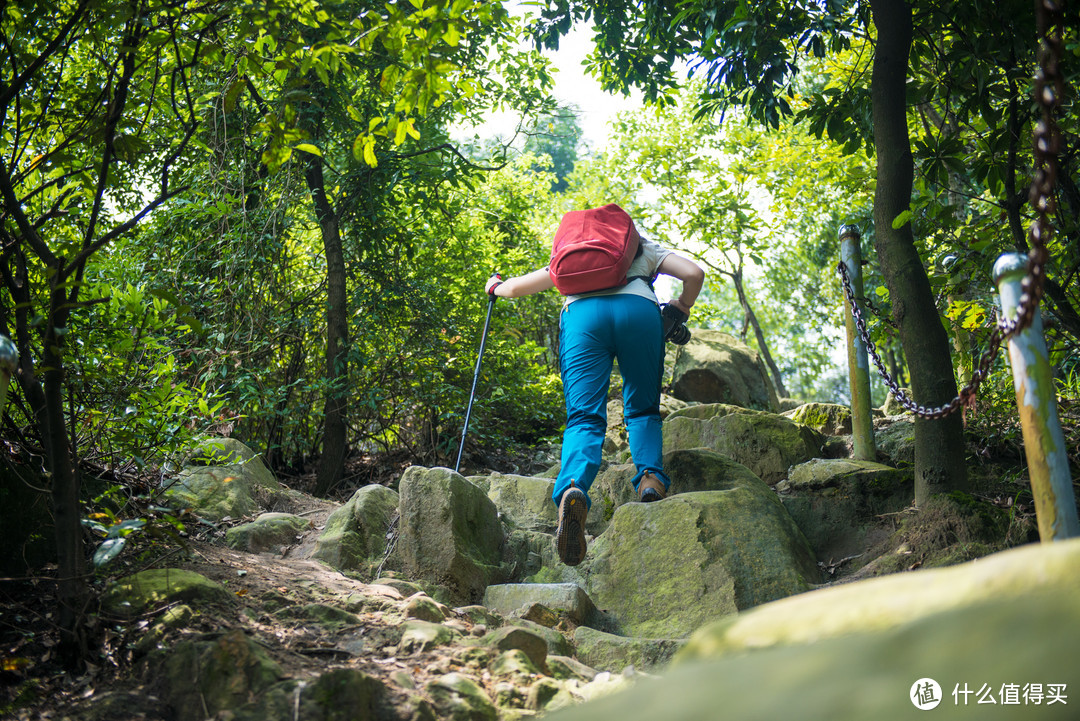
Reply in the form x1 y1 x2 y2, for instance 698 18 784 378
484 204 704 566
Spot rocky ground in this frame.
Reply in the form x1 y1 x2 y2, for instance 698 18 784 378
1 478 648 721
2 330 1074 720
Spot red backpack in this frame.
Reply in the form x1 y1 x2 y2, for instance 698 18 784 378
549 204 641 295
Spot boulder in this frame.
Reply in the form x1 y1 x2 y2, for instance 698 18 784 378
398 620 461 654
163 630 283 721
669 329 779 411
586 448 767 535
403 592 450 622
225 512 311 553
874 417 915 466
526 677 577 713
546 655 598 682
484 473 557 533
545 591 1080 721
483 583 598 626
102 568 232 618
502 618 575 658
580 450 821 638
396 466 504 604
664 402 761 421
776 459 914 565
426 673 497 721
489 649 542 680
675 537 1080 660
663 411 824 485
218 670 389 721
881 389 913 416
572 627 684 673
165 439 279 521
298 669 385 719
276 603 361 629
312 484 399 574
478 626 549 669
783 402 853 436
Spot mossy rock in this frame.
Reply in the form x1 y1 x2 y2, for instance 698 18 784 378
571 627 684 673
102 569 232 618
489 649 542 680
777 458 914 567
669 329 780 411
663 412 824 486
426 673 497 721
312 484 399 574
874 418 915 466
184 437 260 466
165 440 280 522
664 402 761 422
674 536 1080 664
303 669 386 719
477 626 549 669
552 589 1080 721
225 512 311 553
484 473 557 533
162 630 283 721
276 603 361 628
396 466 505 605
398 620 461 654
784 402 852 436
579 450 821 638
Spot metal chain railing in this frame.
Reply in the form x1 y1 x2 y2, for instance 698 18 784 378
837 0 1063 420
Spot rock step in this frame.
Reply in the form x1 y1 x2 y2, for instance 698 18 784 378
483 583 599 627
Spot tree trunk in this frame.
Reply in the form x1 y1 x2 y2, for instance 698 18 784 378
870 0 968 504
304 154 349 497
41 269 86 665
731 270 788 398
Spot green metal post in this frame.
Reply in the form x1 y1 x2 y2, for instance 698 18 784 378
0 335 15 421
840 226 876 461
993 253 1080 541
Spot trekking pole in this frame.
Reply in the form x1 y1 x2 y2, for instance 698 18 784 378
0 335 15 421
455 277 499 473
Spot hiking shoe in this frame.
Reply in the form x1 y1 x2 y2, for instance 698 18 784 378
556 486 588 566
638 472 667 503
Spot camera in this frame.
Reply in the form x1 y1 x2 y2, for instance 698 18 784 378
661 303 691 345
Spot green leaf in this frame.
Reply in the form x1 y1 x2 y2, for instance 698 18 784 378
93 537 127 567
294 143 322 156
891 210 913 229
107 518 147 538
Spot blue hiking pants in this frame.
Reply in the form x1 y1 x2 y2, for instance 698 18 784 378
552 294 672 507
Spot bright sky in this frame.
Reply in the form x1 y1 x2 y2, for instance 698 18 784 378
452 5 644 150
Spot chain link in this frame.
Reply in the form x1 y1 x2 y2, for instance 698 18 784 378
836 0 1061 420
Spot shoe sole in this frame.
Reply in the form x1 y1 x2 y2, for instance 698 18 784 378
556 489 588 566
640 488 663 503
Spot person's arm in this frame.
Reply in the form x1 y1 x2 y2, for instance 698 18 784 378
658 254 705 316
486 267 555 298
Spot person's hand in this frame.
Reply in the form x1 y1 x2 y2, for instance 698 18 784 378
668 298 692 317
485 274 503 296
